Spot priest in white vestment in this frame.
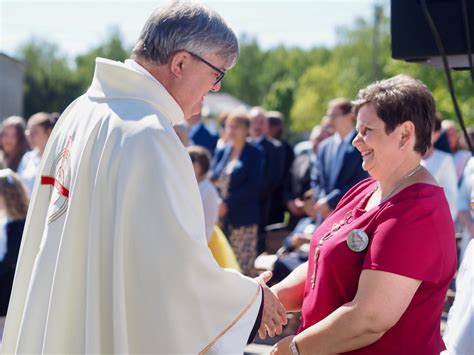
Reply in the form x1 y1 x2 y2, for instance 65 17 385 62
1 2 286 354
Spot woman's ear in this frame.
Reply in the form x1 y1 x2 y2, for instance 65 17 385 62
399 121 415 150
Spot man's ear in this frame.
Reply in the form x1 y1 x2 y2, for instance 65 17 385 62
169 50 190 79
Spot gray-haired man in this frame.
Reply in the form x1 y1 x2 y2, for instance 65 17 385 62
2 2 286 354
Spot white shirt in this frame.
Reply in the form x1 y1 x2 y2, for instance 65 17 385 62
457 157 474 259
443 239 474 354
17 149 42 195
453 149 471 183
198 178 219 241
422 149 458 219
0 217 8 261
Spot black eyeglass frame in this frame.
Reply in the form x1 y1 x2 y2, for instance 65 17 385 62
187 51 226 85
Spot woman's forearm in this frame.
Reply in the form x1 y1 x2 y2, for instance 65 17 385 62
271 262 308 312
294 302 385 354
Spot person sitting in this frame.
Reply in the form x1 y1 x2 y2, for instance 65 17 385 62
0 169 29 339
257 189 317 284
285 123 333 230
270 75 457 354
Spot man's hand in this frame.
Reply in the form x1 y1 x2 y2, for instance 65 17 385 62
271 335 294 354
255 271 288 338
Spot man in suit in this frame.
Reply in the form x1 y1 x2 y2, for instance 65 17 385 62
248 107 285 253
266 111 295 225
309 98 368 219
188 109 219 154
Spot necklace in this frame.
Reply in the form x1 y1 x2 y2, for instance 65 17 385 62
309 164 422 289
377 164 422 204
309 189 372 289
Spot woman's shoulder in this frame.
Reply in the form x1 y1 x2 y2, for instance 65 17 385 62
381 183 448 218
6 219 26 237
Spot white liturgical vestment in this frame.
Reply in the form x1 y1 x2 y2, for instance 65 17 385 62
1 58 261 354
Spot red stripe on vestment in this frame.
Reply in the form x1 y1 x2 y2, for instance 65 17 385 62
41 176 70 198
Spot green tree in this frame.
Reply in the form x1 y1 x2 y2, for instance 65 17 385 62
221 35 266 105
74 27 131 92
262 78 295 128
19 39 82 118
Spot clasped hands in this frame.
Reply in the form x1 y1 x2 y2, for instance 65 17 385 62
255 271 287 339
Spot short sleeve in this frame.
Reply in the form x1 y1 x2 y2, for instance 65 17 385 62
363 197 446 283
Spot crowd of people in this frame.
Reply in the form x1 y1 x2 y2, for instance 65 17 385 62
177 89 473 353
0 92 473 354
0 112 58 340
0 2 472 353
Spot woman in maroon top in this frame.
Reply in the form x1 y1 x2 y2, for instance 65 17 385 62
269 75 457 355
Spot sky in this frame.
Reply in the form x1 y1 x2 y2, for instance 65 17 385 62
0 0 382 60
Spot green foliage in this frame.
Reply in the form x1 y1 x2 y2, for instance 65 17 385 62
19 39 82 118
18 28 130 119
17 9 474 133
221 35 266 106
74 27 130 92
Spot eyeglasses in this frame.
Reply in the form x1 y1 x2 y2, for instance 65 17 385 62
188 51 226 85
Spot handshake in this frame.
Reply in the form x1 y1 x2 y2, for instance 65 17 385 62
255 271 288 339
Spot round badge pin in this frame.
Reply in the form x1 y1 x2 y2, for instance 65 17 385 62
346 229 369 252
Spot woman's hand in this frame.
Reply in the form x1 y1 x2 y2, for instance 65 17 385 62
270 335 294 355
218 202 228 218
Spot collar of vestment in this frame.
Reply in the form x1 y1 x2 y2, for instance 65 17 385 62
87 58 184 125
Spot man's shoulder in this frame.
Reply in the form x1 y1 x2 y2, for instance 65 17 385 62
245 142 265 157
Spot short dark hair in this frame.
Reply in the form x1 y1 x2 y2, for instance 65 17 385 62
266 111 284 127
329 98 352 115
352 74 435 156
187 145 211 176
433 112 442 133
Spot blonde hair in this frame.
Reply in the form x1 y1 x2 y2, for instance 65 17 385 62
226 111 251 130
0 169 29 220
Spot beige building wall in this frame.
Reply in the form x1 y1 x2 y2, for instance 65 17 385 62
0 53 24 121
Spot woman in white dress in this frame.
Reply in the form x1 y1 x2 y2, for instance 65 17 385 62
187 145 219 241
422 115 458 218
17 112 55 194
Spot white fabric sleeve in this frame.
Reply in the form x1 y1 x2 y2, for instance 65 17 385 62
206 287 262 354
